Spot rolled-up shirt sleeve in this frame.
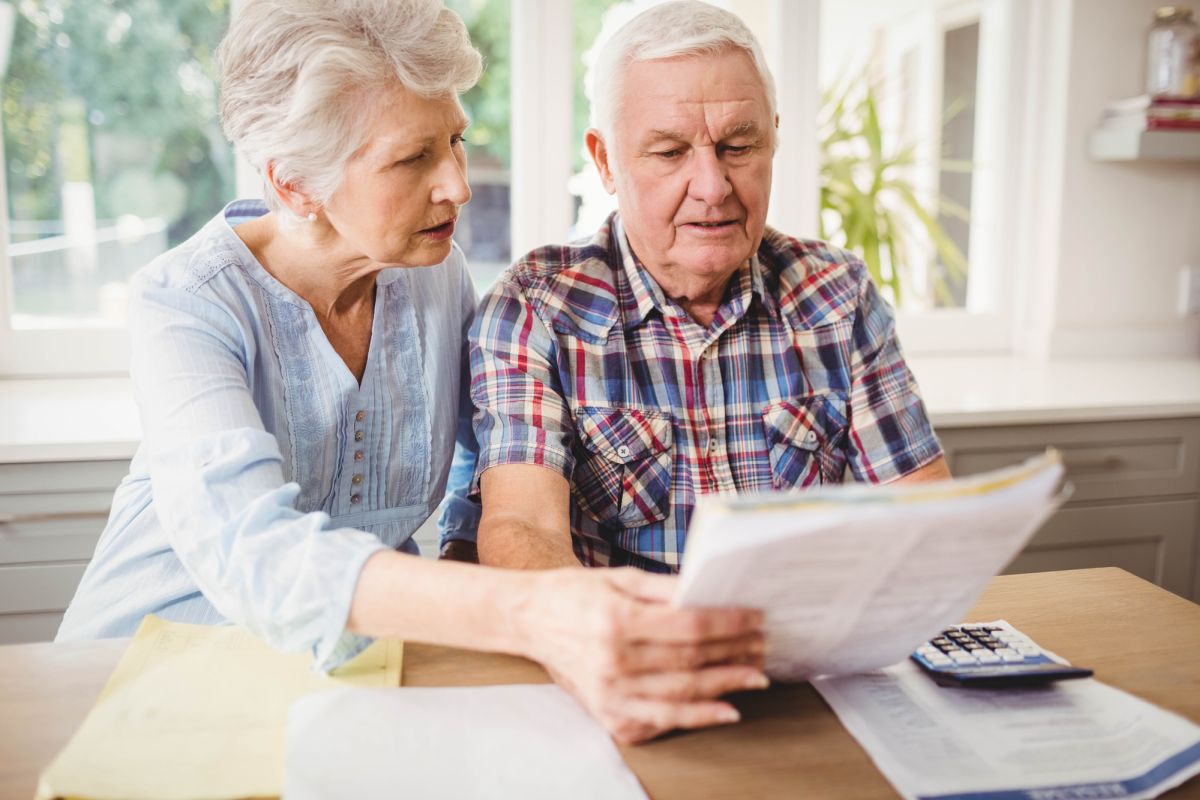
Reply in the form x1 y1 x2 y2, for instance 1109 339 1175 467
844 269 943 483
468 275 576 494
130 277 386 671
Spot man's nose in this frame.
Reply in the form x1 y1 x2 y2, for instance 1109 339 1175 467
687 148 733 207
432 154 472 207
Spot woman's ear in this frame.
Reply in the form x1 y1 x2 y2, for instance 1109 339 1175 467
265 162 320 219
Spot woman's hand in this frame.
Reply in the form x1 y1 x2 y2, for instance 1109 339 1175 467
514 567 768 744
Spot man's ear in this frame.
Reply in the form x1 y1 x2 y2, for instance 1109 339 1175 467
585 129 617 195
265 162 320 218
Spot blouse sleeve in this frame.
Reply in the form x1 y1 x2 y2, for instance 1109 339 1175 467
129 274 386 671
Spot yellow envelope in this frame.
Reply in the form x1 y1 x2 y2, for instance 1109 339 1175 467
36 615 403 800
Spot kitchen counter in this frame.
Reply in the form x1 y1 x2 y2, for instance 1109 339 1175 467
2 357 1200 463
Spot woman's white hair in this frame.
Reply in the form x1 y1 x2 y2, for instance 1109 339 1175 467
588 0 776 145
218 0 481 219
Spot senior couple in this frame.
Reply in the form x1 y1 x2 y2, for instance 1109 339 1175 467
58 0 949 743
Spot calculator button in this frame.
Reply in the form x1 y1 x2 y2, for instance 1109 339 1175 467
1000 652 1026 662
963 642 983 650
950 651 976 663
917 645 938 655
927 654 952 665
932 638 951 646
976 652 1001 664
1016 646 1041 656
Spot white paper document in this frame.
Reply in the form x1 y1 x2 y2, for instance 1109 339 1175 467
813 662 1200 799
674 451 1066 680
284 684 648 800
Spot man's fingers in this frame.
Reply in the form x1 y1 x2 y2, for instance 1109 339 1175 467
618 664 769 702
618 633 766 673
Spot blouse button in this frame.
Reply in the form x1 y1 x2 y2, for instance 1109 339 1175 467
352 473 363 485
354 450 364 462
356 410 366 422
354 430 364 442
351 494 361 504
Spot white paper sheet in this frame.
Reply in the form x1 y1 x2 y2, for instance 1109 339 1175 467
675 451 1066 680
283 684 649 800
813 661 1200 799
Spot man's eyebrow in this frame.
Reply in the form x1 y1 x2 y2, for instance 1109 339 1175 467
646 128 689 143
720 121 762 139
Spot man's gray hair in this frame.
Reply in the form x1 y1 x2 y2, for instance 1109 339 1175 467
589 0 776 141
218 0 481 219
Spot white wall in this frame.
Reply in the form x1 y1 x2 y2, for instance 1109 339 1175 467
1037 0 1200 358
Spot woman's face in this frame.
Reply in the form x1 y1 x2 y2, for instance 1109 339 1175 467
321 86 471 267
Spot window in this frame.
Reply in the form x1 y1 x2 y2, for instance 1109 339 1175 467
818 0 1026 352
0 0 235 374
0 0 1034 375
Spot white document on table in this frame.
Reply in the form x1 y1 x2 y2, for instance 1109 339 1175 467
283 684 648 800
674 451 1065 680
813 662 1200 799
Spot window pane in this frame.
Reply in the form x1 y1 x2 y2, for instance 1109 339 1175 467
3 0 234 327
571 0 624 237
818 0 983 312
446 0 512 290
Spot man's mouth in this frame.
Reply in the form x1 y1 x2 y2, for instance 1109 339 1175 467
685 220 737 229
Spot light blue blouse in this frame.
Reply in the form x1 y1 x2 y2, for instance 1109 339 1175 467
56 200 480 669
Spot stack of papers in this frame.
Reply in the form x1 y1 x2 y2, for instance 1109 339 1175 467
675 451 1066 679
814 660 1200 799
36 616 402 800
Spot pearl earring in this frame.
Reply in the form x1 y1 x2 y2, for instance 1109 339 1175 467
306 212 317 222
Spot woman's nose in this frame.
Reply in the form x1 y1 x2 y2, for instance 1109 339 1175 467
433 154 471 207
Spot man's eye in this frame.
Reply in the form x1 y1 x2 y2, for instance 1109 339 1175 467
654 149 682 160
397 153 425 166
723 145 752 156
451 134 468 147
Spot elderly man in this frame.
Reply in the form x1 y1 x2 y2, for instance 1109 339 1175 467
469 0 950 574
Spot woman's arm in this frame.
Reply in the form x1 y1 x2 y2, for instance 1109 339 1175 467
348 552 767 744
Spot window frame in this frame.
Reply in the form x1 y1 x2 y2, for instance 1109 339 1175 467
0 0 1046 376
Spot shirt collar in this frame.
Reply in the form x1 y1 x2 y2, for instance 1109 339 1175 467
612 213 774 331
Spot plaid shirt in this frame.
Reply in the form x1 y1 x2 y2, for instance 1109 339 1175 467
469 213 942 572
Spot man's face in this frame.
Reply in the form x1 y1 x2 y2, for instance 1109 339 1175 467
592 49 775 285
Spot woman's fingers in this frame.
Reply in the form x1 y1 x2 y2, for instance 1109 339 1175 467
621 597 764 645
618 663 770 702
603 697 747 745
617 632 766 673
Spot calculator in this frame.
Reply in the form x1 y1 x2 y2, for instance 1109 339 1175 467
911 621 1093 688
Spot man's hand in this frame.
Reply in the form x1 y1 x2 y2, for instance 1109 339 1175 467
514 567 768 744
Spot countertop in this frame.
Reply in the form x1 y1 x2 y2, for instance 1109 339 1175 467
2 357 1200 464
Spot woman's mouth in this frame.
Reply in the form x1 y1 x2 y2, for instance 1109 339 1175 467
420 217 457 240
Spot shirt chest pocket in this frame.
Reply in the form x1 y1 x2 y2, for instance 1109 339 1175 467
571 406 673 529
761 395 848 489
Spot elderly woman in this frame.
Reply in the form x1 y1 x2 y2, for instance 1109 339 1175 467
55 0 766 743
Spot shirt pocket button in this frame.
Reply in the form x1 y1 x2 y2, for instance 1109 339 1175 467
616 444 632 459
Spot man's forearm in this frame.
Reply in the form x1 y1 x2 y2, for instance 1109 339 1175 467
477 518 580 570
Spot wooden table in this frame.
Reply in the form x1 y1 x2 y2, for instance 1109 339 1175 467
2 568 1198 800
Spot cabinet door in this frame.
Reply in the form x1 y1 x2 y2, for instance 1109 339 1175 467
1005 500 1197 599
0 459 127 643
938 418 1200 502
